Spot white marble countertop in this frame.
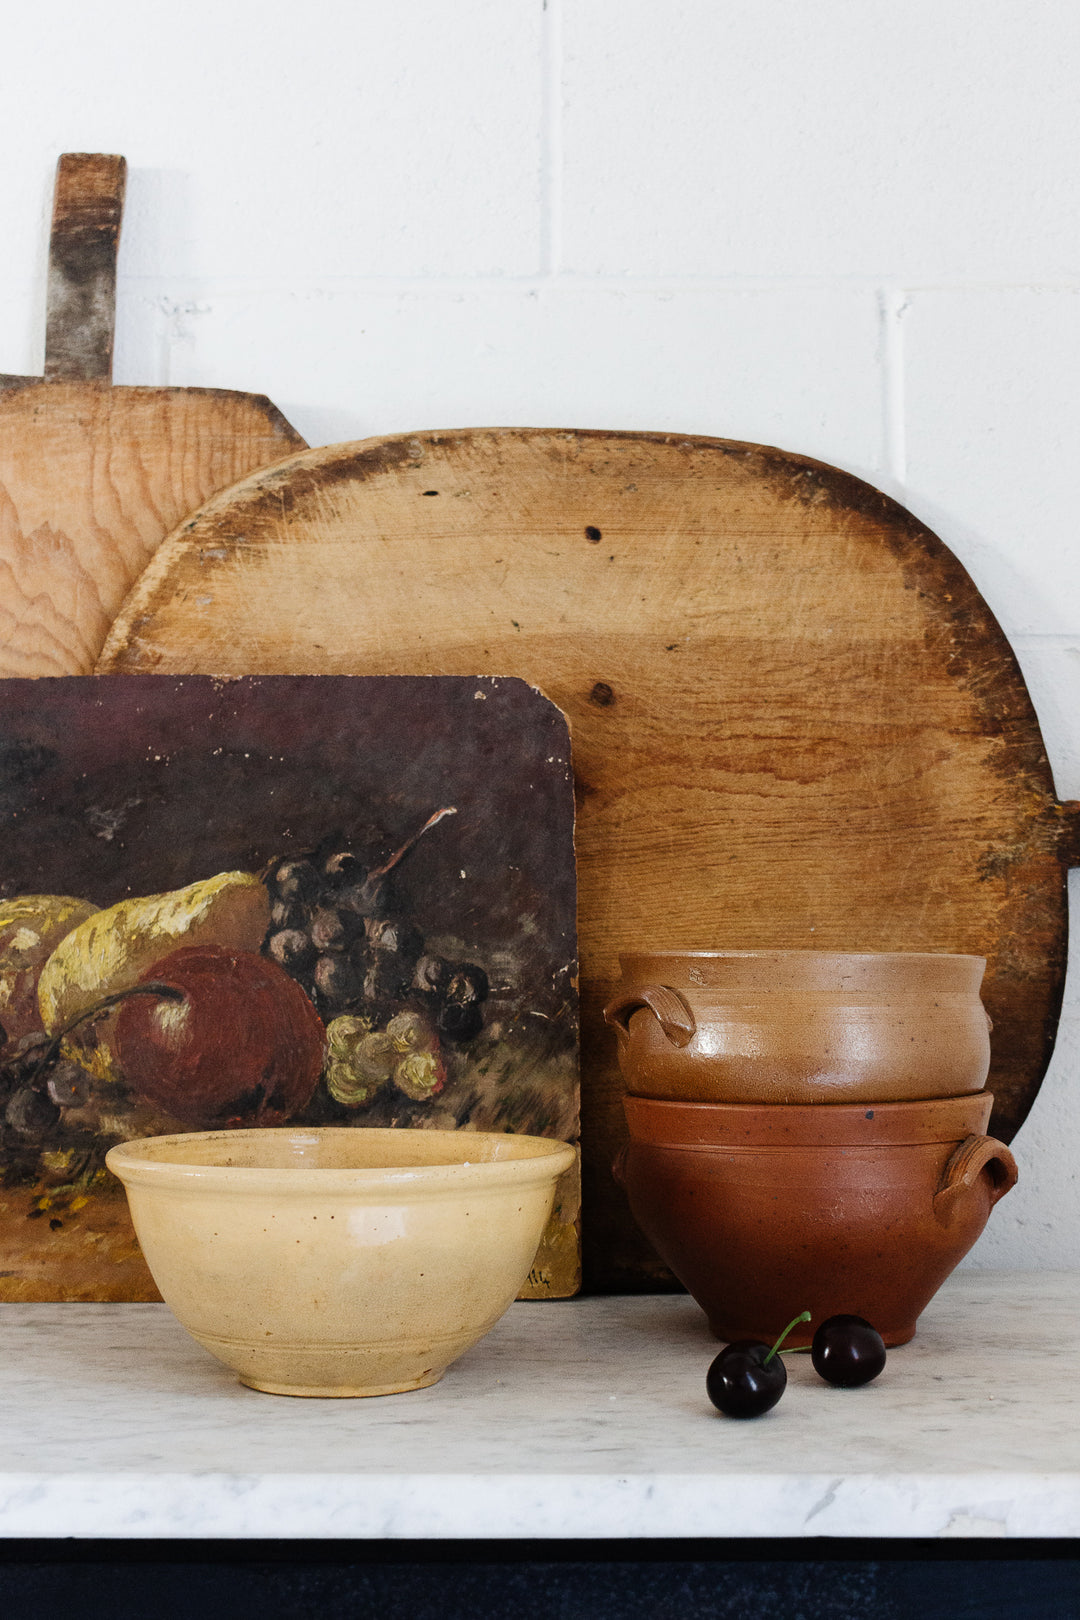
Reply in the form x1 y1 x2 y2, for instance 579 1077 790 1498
1 1269 1078 1541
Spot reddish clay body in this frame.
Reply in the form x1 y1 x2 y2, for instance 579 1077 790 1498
605 950 992 1105
617 1093 1017 1347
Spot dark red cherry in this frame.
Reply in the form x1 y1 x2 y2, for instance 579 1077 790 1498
811 1314 886 1388
706 1311 810 1419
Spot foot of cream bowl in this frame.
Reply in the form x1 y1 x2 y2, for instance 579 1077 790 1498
106 1127 576 1397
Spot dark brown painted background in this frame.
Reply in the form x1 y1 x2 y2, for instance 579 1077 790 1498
0 674 577 975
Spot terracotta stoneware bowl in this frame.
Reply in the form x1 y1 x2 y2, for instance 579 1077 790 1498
605 950 992 1104
616 1093 1016 1346
107 1126 576 1397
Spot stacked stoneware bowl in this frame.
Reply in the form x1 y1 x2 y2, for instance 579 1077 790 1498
605 950 1018 1346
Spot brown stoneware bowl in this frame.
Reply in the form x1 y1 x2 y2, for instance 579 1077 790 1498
616 1092 1017 1346
605 950 992 1104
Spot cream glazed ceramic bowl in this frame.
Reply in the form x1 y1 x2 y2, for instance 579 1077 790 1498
106 1127 576 1397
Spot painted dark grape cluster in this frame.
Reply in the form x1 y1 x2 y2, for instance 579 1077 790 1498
0 1017 113 1198
0 981 185 1179
261 813 489 1061
1 1030 84 1130
0 808 495 1187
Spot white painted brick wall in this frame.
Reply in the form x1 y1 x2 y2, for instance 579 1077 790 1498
2 0 1079 1269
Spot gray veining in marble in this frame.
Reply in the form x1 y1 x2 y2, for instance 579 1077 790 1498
1 1270 1078 1538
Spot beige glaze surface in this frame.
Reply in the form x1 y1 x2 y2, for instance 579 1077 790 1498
607 950 991 1104
106 1127 576 1397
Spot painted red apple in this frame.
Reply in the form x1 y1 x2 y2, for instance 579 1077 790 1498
115 944 326 1127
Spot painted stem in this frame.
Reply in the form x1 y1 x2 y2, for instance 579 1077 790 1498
366 805 458 881
39 980 184 1073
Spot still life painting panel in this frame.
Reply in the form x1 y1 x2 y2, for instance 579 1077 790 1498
0 674 579 1300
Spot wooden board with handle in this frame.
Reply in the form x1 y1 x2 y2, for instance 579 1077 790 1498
0 154 305 677
97 427 1080 1290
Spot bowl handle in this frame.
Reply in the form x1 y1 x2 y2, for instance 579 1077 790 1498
933 1134 1018 1226
602 984 697 1048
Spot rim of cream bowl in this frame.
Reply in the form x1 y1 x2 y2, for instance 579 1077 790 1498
106 1126 577 1195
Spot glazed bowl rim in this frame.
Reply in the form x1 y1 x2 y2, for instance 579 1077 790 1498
622 1090 993 1148
106 1126 577 1195
623 1092 991 1119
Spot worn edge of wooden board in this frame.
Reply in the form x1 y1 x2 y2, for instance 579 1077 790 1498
0 378 303 436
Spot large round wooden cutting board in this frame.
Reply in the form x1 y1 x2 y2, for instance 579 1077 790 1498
97 428 1080 1290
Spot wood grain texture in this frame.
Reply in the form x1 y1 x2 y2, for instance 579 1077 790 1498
0 382 304 676
97 427 1078 1290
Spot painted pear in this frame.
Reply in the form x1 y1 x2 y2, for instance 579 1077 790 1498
0 895 99 1046
37 872 270 1081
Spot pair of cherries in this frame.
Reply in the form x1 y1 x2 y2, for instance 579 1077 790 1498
706 1312 886 1418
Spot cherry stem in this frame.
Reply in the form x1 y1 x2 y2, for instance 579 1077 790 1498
763 1310 812 1366
39 981 184 1072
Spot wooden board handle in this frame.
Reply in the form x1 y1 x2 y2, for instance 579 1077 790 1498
44 153 126 383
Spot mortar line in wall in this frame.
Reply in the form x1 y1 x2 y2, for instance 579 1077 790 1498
881 287 908 494
107 273 1080 296
539 0 564 278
